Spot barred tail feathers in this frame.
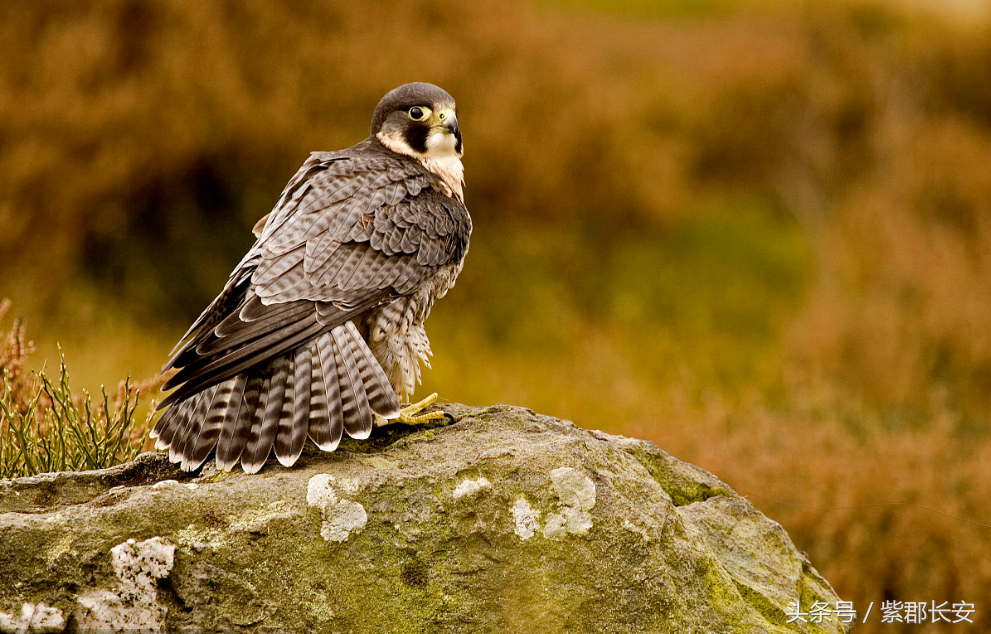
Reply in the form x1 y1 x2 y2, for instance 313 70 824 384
275 345 310 467
155 323 399 473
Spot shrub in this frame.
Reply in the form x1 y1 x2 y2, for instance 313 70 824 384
0 299 159 479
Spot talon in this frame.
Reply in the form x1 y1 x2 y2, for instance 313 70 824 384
374 393 448 428
398 393 446 425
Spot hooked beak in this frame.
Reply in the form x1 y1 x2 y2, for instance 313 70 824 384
437 109 462 155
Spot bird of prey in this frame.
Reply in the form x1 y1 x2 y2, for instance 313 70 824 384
150 82 471 474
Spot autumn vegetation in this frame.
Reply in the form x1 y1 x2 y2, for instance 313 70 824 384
2 0 990 631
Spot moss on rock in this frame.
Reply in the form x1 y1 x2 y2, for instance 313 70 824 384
0 404 850 633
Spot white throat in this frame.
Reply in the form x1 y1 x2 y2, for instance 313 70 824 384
377 130 464 202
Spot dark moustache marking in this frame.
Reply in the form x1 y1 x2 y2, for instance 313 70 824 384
404 123 430 154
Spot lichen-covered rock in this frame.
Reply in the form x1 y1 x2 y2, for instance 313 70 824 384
0 404 850 633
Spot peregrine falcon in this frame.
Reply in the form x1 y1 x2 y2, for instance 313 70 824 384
150 82 471 474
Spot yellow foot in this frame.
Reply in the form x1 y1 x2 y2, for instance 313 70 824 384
398 393 447 425
374 393 449 428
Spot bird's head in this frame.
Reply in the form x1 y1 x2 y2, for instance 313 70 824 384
371 82 463 160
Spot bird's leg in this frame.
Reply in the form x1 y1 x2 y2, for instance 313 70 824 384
375 393 447 427
399 392 446 424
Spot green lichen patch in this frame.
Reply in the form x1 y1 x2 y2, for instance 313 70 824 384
665 479 734 506
619 440 737 505
734 580 790 627
0 404 848 633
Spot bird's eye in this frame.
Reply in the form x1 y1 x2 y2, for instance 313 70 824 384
408 106 430 121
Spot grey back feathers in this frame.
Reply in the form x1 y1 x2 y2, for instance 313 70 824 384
151 83 470 474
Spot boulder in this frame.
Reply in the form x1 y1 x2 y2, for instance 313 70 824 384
0 404 849 633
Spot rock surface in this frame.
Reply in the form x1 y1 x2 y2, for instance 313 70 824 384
0 404 849 633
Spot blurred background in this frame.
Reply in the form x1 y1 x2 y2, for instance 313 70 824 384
2 0 990 629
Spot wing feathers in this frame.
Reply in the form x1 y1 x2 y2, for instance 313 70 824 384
254 246 304 286
159 316 323 407
155 147 471 473
205 301 314 353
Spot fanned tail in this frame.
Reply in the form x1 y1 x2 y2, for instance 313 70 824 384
153 323 400 473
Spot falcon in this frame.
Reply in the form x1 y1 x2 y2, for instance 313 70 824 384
150 82 471 474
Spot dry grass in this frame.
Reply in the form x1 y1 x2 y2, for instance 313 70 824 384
675 391 991 631
0 300 160 478
2 0 990 630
